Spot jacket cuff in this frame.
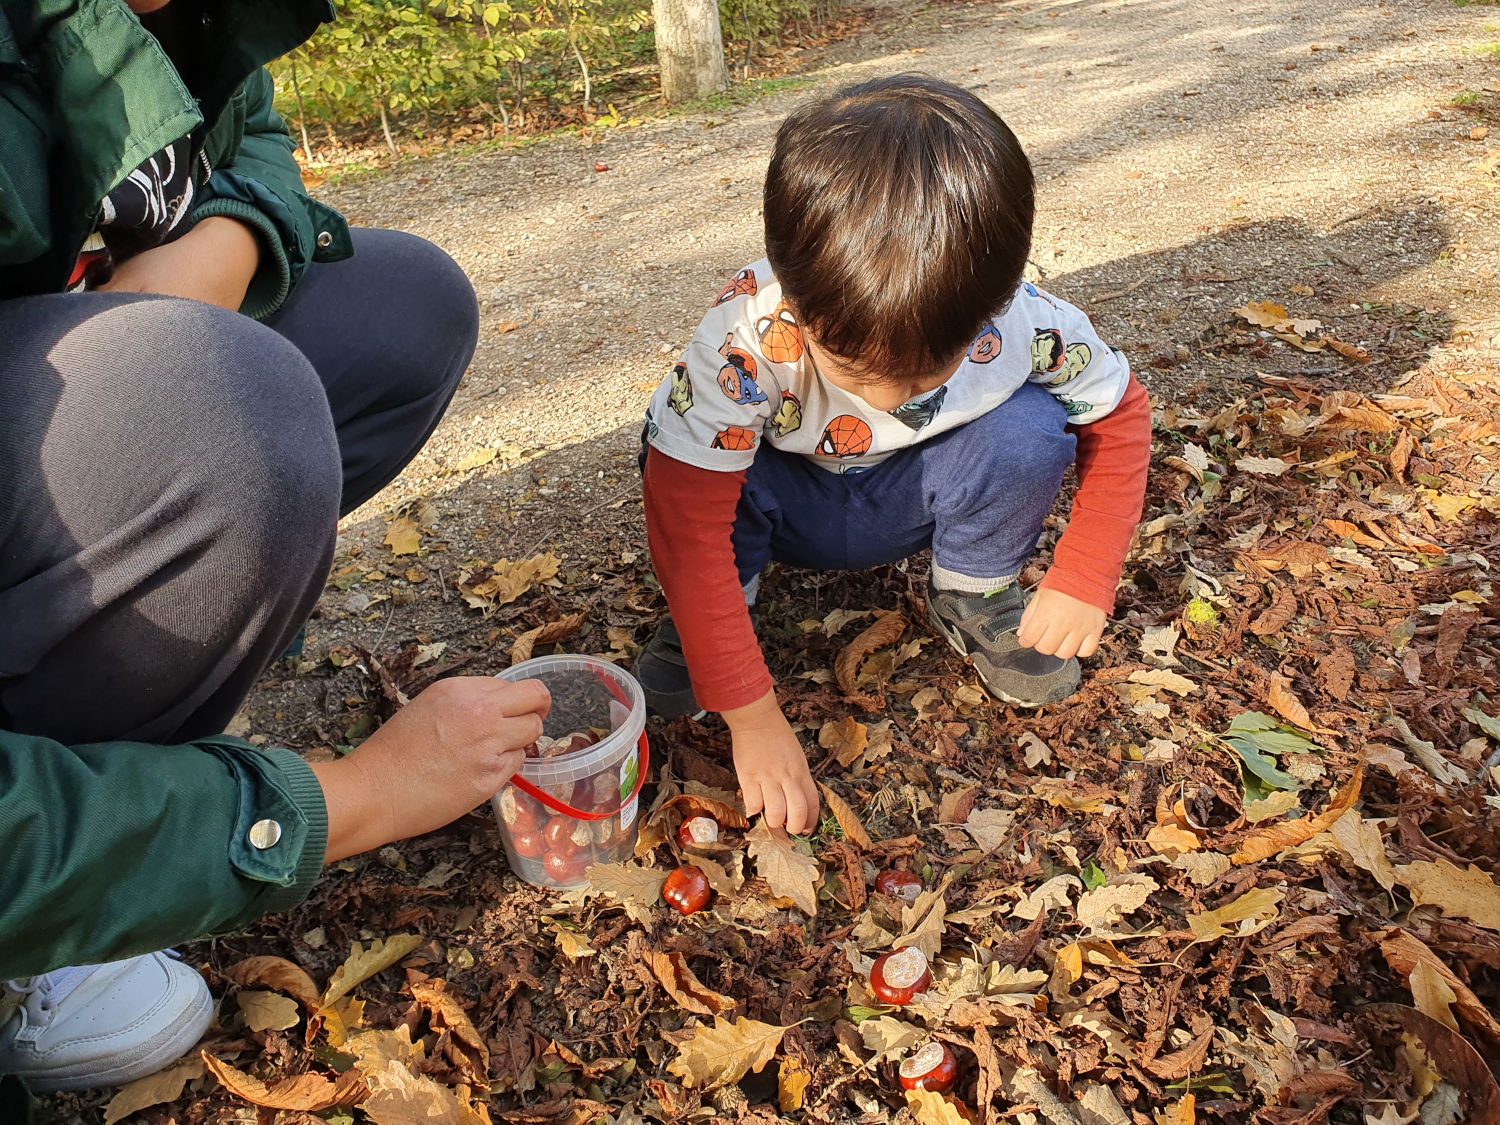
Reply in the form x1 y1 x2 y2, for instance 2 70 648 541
190 197 290 320
256 747 329 916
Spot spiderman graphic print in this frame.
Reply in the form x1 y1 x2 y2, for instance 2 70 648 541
645 258 1132 476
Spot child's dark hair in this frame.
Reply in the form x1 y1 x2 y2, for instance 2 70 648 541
763 74 1034 382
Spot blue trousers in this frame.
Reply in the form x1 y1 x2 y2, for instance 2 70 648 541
730 381 1076 592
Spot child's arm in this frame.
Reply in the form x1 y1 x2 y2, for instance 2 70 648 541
1019 373 1152 658
643 448 821 834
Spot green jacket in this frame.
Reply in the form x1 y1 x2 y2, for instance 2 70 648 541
0 0 344 979
0 0 353 318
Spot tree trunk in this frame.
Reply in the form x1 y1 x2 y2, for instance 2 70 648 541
652 0 728 104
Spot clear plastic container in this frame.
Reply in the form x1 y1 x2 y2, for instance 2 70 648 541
490 655 648 889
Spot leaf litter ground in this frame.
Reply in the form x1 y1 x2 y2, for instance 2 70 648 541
58 327 1500 1125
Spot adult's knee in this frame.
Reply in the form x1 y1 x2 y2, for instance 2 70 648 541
42 296 343 574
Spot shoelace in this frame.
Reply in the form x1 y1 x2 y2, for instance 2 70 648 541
6 965 98 1012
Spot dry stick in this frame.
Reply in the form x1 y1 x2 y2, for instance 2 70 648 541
1090 276 1150 304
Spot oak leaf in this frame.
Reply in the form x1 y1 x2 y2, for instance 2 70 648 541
1128 667 1197 696
1012 874 1081 920
905 1087 971 1125
818 717 869 767
410 981 488 1086
1409 959 1459 1032
859 1016 924 1059
746 819 820 916
834 612 907 695
1076 877 1157 933
1325 812 1396 892
585 862 669 924
322 934 424 1007
684 851 745 895
818 782 874 850
666 1016 786 1089
1186 887 1284 942
1235 456 1292 476
894 884 948 960
551 925 596 959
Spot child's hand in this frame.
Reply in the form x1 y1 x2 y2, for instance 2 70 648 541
1017 587 1107 660
721 690 820 835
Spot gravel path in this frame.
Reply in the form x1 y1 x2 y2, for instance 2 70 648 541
318 0 1500 532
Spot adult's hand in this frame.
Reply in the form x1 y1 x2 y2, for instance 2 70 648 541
99 216 260 311
309 677 551 862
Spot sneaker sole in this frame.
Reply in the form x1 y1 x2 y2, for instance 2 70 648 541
924 602 1055 710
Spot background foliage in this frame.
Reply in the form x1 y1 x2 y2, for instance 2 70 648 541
271 0 845 153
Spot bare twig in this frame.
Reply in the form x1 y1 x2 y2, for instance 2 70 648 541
1090 277 1149 304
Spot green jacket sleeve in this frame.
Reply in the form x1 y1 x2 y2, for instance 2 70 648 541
0 730 328 979
191 67 351 320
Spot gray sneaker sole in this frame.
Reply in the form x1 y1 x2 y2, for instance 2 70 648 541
925 601 1072 709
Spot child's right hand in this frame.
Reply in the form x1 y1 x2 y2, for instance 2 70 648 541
722 690 820 835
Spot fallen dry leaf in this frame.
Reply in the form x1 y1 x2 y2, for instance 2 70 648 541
1326 812 1397 893
382 516 421 557
778 1056 812 1113
1409 959 1459 1033
103 1056 205 1125
1012 874 1081 920
463 552 560 609
1380 929 1500 1044
746 819 820 916
1230 758 1362 864
322 935 424 1007
834 611 907 695
237 990 301 1032
818 782 874 850
1076 877 1158 933
905 1087 971 1125
225 956 322 1011
859 1015 925 1059
1128 667 1197 696
202 1053 366 1111
510 610 587 666
551 925 596 959
646 950 736 1016
1397 859 1500 932
894 884 949 960
1187 887 1284 942
666 1016 786 1089
1267 674 1333 735
818 716 869 767
585 862 670 924
410 980 489 1086
1250 586 1298 636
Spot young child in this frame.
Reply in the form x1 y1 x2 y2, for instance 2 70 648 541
637 75 1151 835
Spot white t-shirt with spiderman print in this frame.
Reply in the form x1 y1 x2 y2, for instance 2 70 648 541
645 258 1132 475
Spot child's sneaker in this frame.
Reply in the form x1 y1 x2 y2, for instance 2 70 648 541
0 954 214 1093
926 582 1080 706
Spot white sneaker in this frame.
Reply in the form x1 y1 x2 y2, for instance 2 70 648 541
0 953 214 1093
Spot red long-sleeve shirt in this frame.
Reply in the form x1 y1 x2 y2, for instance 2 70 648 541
643 373 1153 714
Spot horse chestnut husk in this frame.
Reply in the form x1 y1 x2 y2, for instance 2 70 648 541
676 816 720 848
870 947 931 1005
898 1042 958 1093
874 869 923 906
663 865 712 915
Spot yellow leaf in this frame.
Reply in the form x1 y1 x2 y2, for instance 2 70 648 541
1243 790 1302 824
382 516 422 557
666 1016 786 1089
1428 493 1476 522
584 862 669 925
904 1087 970 1125
746 819 820 916
1230 758 1363 864
1155 1094 1195 1125
818 782 874 850
818 717 869 768
409 981 489 1086
1145 822 1201 855
103 1057 205 1125
1326 812 1397 893
237 990 302 1032
1397 859 1500 932
1186 887 1284 943
778 1056 812 1112
463 552 560 608
1266 674 1332 734
859 1016 925 1059
551 924 596 959
1409 959 1459 1032
322 934 424 1007
1057 943 1084 985
894 884 949 960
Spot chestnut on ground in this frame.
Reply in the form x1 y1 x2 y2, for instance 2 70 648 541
898 1042 958 1093
870 947 931 1005
663 865 712 915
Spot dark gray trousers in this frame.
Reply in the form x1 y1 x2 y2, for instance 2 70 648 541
0 229 478 745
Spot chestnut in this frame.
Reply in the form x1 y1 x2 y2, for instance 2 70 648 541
543 849 589 884
870 947 931 1006
510 827 544 859
498 786 542 833
662 865 712 915
677 816 720 849
898 1042 958 1093
573 773 619 813
543 817 592 856
874 869 923 906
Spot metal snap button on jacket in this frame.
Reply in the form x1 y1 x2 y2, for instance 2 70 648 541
248 819 283 849
316 231 333 249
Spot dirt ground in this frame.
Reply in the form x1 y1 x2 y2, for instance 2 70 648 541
36 0 1500 1122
